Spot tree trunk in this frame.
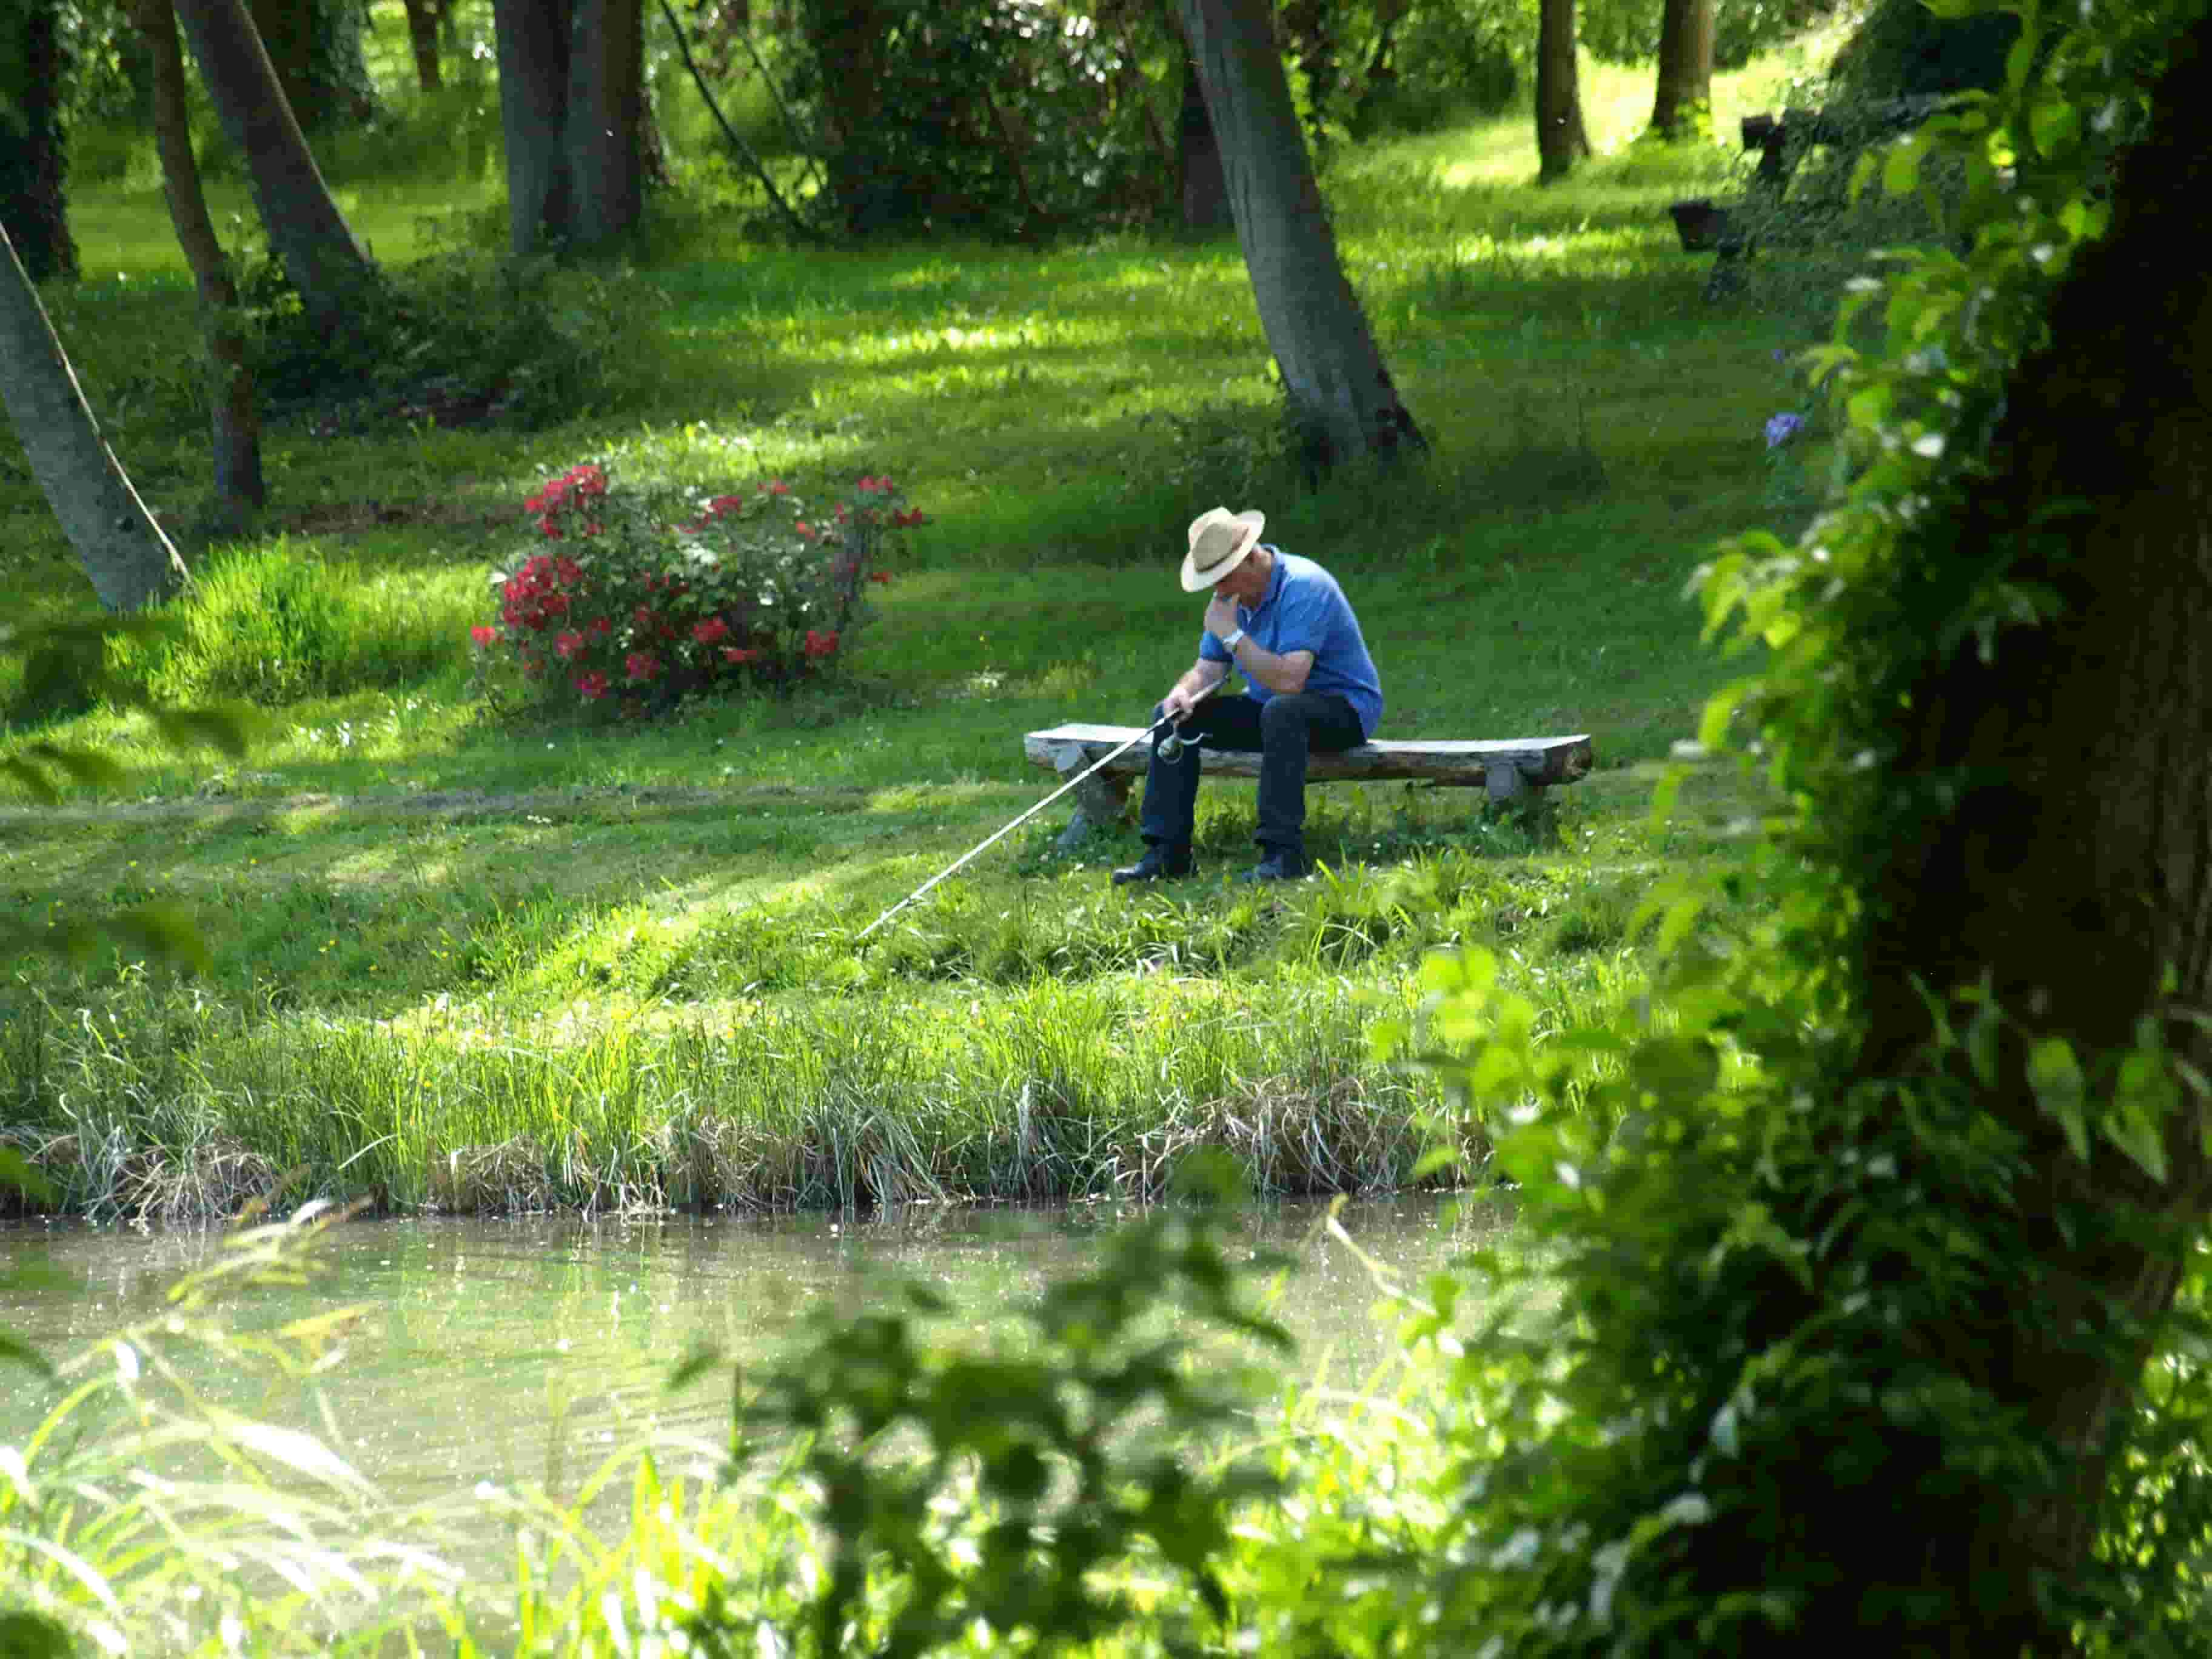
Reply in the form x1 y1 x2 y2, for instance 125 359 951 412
1648 0 1714 140
1176 36 1232 233
0 223 191 612
494 0 646 253
493 0 575 253
565 0 647 246
1174 0 1424 477
1535 0 1590 183
171 0 378 340
801 0 889 236
1827 19 2212 1644
0 1 79 286
132 0 264 526
400 0 445 90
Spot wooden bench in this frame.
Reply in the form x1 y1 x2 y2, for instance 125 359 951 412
1671 99 1949 300
1023 724 1595 850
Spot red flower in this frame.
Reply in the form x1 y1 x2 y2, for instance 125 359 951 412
554 630 585 660
625 651 661 683
471 625 497 647
803 629 839 660
891 508 928 528
555 557 583 586
692 617 731 645
722 646 759 665
763 479 791 496
575 670 610 700
868 571 893 585
708 495 745 517
588 615 612 637
794 521 812 538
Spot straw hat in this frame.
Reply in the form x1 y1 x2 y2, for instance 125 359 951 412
1180 507 1265 592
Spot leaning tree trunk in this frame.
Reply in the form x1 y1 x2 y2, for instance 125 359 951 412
1535 0 1590 182
1175 0 1424 477
1818 18 2212 1646
1648 0 1714 141
0 1 79 286
172 0 377 340
132 0 264 526
565 0 646 246
0 223 190 612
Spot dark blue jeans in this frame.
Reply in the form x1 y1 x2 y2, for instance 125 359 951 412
1138 691 1365 858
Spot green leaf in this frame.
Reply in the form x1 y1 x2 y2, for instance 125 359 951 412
0 1146 58 1204
0 1330 58 1381
149 703 262 759
18 742 126 791
1883 136 1927 199
0 1612 75 1659
2028 1036 2089 1161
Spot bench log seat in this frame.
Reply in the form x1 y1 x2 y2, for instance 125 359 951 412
1024 723 1595 850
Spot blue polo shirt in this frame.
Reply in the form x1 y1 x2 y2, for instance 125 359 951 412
1199 548 1382 739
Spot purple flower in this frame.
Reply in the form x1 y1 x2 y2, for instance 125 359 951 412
1771 347 1789 363
1764 412 1806 449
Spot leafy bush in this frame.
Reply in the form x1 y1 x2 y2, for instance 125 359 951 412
243 241 669 430
784 0 1178 238
474 464 927 713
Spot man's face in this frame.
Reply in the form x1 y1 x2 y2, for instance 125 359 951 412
1212 548 1269 607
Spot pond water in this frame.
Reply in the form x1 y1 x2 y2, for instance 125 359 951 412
1 1197 1509 1518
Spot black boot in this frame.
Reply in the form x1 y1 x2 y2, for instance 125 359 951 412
1111 843 1195 885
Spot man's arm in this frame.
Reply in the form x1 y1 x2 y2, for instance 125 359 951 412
1204 591 1313 694
1162 656 1230 720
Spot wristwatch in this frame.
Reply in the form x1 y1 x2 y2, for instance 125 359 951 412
1220 628 1245 653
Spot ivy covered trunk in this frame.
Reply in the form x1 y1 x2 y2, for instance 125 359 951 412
1840 15 2212 1638
172 0 377 340
0 222 190 612
0 0 78 286
1173 0 1423 477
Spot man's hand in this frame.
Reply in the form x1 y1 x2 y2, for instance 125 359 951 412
1204 593 1240 642
1162 682 1199 722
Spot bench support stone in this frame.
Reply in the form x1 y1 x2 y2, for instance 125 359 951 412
1051 741 1135 851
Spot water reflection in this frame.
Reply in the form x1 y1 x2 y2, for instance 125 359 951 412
1 1197 1510 1511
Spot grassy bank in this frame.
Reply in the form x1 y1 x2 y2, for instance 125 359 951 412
2 45 1837 1222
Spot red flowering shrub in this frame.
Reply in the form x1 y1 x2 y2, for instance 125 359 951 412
471 463 928 714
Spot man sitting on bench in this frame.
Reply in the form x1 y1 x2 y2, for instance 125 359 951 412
1113 506 1384 886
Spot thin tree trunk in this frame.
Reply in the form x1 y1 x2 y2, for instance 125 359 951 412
1174 0 1424 477
1829 18 2212 1643
1649 0 1715 141
492 0 575 253
132 0 264 525
0 223 190 613
565 0 646 246
1535 0 1590 183
171 0 378 340
0 2 79 286
401 0 445 90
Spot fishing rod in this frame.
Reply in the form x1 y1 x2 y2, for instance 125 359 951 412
856 677 1221 941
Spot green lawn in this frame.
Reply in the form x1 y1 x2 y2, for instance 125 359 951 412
1 44 1852 1221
